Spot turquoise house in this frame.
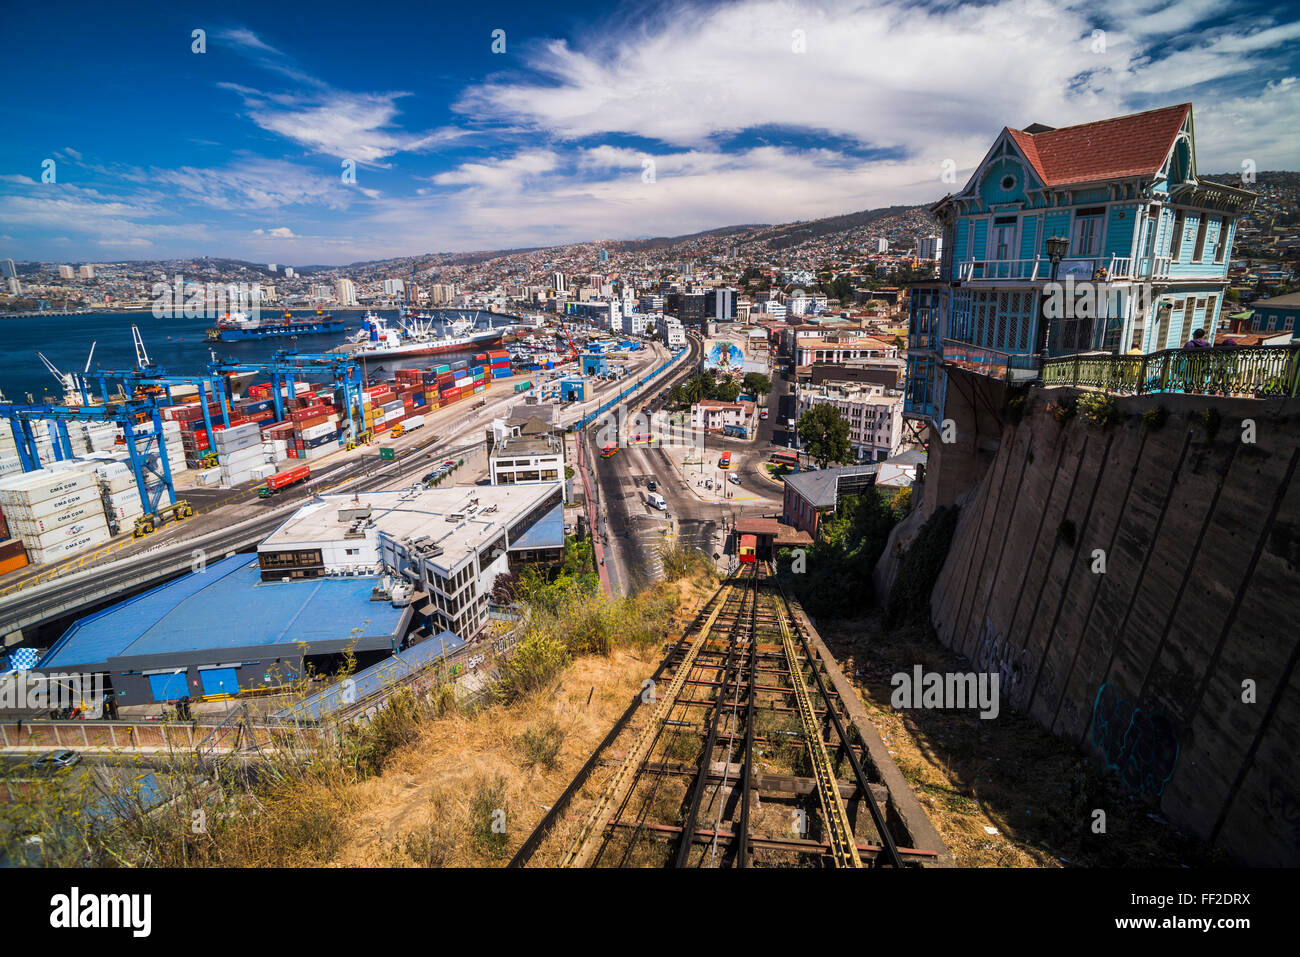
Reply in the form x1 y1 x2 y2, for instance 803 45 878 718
905 103 1257 424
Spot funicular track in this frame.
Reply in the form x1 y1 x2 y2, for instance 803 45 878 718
511 564 941 868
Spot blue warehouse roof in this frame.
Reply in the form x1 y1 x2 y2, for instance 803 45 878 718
39 554 408 671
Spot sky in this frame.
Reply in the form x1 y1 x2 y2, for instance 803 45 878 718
1 0 1297 265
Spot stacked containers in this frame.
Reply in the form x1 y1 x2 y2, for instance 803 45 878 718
289 401 340 460
94 459 144 534
213 423 265 486
488 349 511 381
0 467 110 566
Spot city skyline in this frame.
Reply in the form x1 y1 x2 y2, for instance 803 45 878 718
1 0 1298 263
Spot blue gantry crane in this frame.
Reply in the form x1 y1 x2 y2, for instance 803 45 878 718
207 350 366 439
0 397 177 516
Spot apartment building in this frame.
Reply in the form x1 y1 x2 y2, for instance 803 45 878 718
796 384 903 462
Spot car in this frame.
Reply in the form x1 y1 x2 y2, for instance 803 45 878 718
646 479 657 492
564 522 574 535
728 474 742 485
32 750 80 771
422 470 440 483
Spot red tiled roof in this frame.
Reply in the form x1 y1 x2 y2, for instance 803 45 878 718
1006 103 1191 188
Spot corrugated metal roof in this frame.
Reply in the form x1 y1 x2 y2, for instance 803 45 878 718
39 554 407 670
274 630 464 722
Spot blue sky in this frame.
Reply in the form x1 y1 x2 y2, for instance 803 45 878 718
1 0 1297 264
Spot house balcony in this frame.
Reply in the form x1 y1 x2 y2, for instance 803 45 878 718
955 255 1173 283
940 338 1042 384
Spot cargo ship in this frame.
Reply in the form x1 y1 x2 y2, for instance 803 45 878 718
346 312 505 359
207 309 345 341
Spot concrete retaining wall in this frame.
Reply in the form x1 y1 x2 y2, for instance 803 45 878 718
928 387 1300 865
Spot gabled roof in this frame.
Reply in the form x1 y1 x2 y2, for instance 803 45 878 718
1005 103 1192 188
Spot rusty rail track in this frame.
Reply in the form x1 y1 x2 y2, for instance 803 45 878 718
511 564 936 868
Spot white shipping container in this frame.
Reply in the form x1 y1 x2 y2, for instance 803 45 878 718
22 515 109 551
11 501 101 536
0 470 93 507
27 526 112 565
299 422 337 442
219 446 264 469
3 487 97 522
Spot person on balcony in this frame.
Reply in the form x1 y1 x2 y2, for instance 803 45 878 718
1184 328 1211 349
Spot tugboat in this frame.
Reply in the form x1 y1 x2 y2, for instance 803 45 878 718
207 308 344 341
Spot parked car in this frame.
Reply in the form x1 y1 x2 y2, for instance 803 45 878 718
646 479 657 492
728 474 742 485
564 522 574 536
32 750 80 771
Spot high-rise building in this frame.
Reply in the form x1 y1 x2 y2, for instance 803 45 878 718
917 235 943 261
78 264 95 278
0 259 15 279
877 238 889 254
382 279 405 297
7 277 19 295
599 249 609 262
706 287 737 322
267 263 278 273
553 272 567 293
283 267 296 279
335 278 358 306
313 284 333 301
58 265 74 279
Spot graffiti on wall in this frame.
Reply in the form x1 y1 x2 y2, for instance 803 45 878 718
1090 683 1180 798
973 622 1035 709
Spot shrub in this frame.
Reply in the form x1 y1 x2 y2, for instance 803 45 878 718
1142 405 1169 431
1076 391 1120 428
468 776 510 859
886 504 959 627
518 721 565 770
493 631 569 704
1046 397 1076 426
1193 406 1222 442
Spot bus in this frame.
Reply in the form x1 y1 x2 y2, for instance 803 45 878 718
769 451 798 469
628 432 656 446
718 451 732 470
601 444 618 458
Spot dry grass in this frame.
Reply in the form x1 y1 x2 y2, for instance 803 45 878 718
819 611 1228 868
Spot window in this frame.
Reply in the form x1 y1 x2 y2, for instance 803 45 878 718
1169 211 1185 260
1071 208 1104 257
991 216 1016 261
1143 209 1159 258
1000 174 1017 191
1192 216 1209 263
1212 217 1228 263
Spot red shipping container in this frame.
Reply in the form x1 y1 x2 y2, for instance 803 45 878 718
294 414 331 431
287 449 298 458
289 404 330 422
374 421 390 433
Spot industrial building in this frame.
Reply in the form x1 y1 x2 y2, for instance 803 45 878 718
37 553 411 705
489 432 566 499
378 483 564 638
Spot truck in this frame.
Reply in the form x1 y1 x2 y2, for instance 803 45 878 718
648 492 667 511
258 464 310 497
404 414 426 431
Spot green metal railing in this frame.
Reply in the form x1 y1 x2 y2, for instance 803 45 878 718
1042 345 1300 398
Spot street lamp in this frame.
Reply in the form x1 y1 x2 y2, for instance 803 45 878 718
1039 234 1071 363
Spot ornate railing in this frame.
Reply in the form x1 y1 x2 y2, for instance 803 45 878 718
1042 345 1300 398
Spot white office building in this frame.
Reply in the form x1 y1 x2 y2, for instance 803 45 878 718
336 278 358 306
795 384 903 462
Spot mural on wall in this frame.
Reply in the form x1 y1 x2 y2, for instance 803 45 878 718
704 340 745 372
1090 683 1181 798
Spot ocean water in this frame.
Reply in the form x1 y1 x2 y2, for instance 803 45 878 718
0 309 512 402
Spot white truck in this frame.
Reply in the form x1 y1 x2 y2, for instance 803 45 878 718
403 414 426 431
648 492 667 511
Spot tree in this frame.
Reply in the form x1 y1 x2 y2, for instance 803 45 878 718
742 372 772 396
797 404 851 468
715 379 741 402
